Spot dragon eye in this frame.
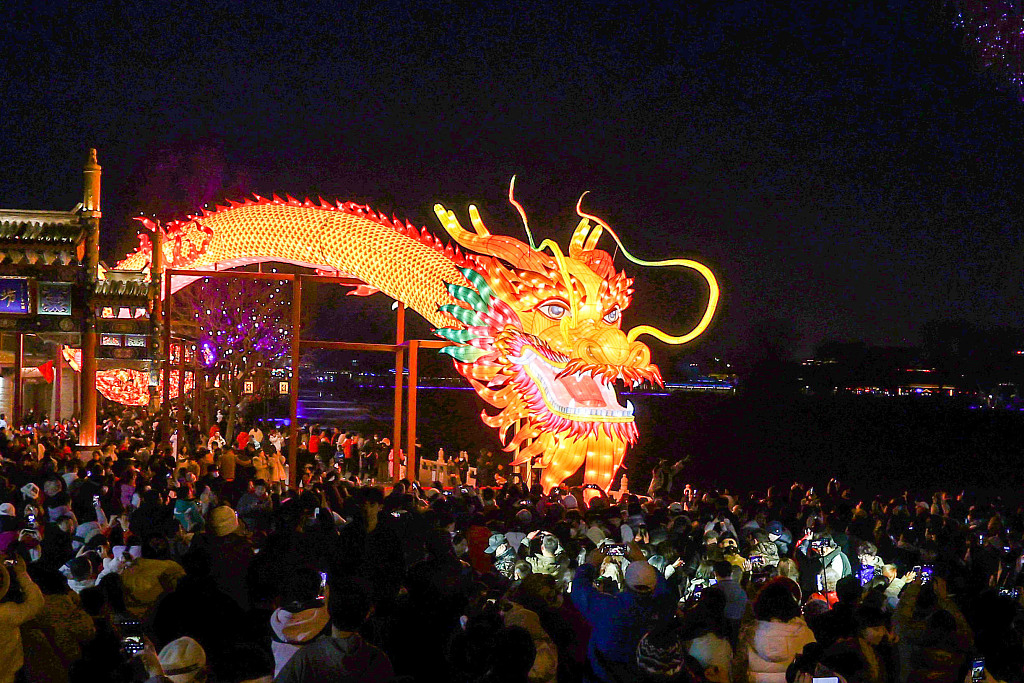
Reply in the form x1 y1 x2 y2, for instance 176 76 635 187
603 307 621 324
537 300 569 320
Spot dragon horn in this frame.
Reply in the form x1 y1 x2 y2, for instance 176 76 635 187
434 204 554 272
568 218 591 258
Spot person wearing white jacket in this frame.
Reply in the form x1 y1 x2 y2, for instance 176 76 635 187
734 577 816 683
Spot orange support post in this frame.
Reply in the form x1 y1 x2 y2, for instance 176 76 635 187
287 277 302 487
406 339 419 482
176 341 185 441
391 304 405 480
162 269 172 447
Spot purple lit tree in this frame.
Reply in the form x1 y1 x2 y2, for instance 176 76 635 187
173 277 292 441
952 0 1024 101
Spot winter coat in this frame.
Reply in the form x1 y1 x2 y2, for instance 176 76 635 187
503 602 559 683
570 563 677 683
736 618 816 683
0 568 44 683
527 551 568 577
275 633 394 683
270 605 331 677
121 558 186 616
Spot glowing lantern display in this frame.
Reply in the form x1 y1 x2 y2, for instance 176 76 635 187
111 188 717 491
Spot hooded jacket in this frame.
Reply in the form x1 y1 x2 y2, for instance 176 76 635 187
270 604 331 677
739 618 816 683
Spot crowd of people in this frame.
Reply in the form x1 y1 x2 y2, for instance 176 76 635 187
0 406 1021 683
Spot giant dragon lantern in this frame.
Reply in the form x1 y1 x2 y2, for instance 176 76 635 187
111 182 718 491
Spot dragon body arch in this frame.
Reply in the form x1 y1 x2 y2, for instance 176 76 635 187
109 193 718 492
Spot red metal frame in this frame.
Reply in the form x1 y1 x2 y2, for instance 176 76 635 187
162 268 436 486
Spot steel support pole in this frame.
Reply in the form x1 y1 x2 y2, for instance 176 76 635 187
406 339 419 482
287 277 302 487
391 304 405 480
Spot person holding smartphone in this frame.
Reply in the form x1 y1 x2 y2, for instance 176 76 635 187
571 541 676 683
0 553 45 683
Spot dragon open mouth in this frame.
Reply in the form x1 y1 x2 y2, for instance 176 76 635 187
514 348 635 422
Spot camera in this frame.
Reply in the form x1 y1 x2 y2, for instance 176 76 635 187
998 587 1020 599
913 565 934 583
603 544 627 557
748 554 764 568
809 539 829 553
318 572 328 600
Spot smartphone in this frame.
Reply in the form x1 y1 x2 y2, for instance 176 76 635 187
121 618 145 655
810 539 828 552
583 483 601 490
93 494 100 505
917 565 934 583
391 511 403 518
998 587 1021 599
691 584 704 600
318 572 328 600
313 507 320 518
813 678 840 683
604 544 627 557
858 565 875 586
748 554 764 568
26 512 35 526
971 657 985 683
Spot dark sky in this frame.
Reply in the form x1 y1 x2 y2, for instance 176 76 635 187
2 0 1022 365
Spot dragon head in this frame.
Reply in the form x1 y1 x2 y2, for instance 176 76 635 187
433 197 716 492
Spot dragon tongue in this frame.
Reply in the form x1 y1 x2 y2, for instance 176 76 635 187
559 373 606 407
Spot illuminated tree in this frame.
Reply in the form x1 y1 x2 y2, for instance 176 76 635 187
173 277 291 441
952 0 1024 101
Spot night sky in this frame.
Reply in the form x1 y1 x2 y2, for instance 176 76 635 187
2 1 1022 367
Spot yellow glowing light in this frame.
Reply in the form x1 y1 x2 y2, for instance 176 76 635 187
109 190 715 493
